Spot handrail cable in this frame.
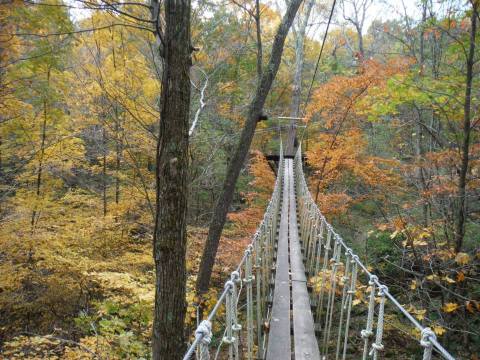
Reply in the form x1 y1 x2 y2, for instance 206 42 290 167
294 144 455 360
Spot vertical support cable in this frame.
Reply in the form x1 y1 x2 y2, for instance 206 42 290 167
223 281 235 360
244 246 254 360
316 227 332 325
307 218 318 273
254 234 264 359
361 275 378 360
342 254 358 360
231 271 242 360
309 219 322 275
335 251 351 360
370 285 387 360
322 238 341 356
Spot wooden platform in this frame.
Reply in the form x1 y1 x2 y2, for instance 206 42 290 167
266 159 320 360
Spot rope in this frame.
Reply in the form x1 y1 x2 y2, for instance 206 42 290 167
315 227 332 326
184 146 284 360
342 254 358 360
370 285 387 360
185 143 456 360
322 238 341 356
293 144 456 360
421 328 436 360
335 251 351 360
195 320 212 360
361 275 377 360
244 246 254 360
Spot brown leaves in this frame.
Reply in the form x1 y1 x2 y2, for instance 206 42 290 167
455 252 471 265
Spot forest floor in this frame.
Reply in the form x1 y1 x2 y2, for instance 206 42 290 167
0 225 249 359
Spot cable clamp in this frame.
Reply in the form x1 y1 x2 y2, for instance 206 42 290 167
231 271 240 283
420 328 436 348
222 336 235 345
195 320 212 345
361 329 373 339
368 275 378 285
225 280 234 290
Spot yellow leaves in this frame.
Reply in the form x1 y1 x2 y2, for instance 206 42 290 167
415 309 427 321
406 305 427 320
352 298 362 306
442 276 456 284
433 325 446 336
218 81 237 94
390 230 400 239
427 272 462 286
410 279 417 290
87 271 154 303
456 271 465 282
455 252 470 265
418 230 431 240
442 302 459 313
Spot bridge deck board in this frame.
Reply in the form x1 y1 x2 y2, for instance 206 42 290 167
288 160 320 360
267 159 319 360
266 158 291 359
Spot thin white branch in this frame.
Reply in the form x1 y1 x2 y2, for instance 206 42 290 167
189 66 208 137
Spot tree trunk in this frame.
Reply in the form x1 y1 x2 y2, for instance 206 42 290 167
102 126 107 217
286 0 315 156
151 0 191 357
114 108 122 204
356 24 364 58
415 1 429 227
196 0 304 296
31 68 50 229
454 3 477 253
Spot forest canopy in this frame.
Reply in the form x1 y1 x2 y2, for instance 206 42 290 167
0 0 478 358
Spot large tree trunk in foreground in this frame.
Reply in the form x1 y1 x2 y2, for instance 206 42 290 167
454 3 477 253
196 0 304 295
152 0 191 356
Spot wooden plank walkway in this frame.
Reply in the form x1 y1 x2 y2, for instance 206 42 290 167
266 157 291 358
266 159 320 360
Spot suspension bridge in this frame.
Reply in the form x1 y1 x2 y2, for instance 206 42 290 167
184 145 456 360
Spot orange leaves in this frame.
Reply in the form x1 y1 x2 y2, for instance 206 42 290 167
303 61 406 218
227 151 275 234
465 301 480 314
306 129 400 201
249 151 275 195
315 192 352 216
306 59 410 128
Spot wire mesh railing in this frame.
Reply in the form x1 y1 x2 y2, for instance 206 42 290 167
294 145 455 360
184 145 285 360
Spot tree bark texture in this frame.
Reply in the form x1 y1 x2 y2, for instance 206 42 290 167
196 0 304 295
152 0 191 357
